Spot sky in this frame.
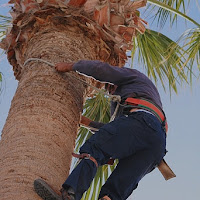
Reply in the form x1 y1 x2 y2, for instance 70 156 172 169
0 1 200 200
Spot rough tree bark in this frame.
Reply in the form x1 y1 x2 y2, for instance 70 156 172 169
0 25 100 199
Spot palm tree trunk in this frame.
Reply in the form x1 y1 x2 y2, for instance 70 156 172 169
0 25 99 200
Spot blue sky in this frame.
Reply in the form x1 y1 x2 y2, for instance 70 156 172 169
0 1 200 200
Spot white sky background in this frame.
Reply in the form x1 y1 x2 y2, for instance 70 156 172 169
0 1 200 200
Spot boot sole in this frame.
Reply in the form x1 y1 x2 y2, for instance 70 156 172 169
34 179 61 200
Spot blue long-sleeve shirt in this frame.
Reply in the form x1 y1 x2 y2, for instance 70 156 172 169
73 60 163 117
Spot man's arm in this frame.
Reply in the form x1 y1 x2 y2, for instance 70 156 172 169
55 60 136 86
80 116 105 130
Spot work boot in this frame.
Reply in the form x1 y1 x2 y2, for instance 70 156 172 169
34 178 75 200
34 179 61 200
60 188 75 200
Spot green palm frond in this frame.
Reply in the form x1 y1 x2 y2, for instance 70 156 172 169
150 0 188 27
147 0 199 27
180 28 200 74
0 15 11 39
132 29 188 93
73 92 117 200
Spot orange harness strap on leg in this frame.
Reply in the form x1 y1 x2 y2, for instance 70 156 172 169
72 153 98 168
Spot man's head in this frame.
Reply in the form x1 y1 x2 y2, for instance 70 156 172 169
105 83 118 95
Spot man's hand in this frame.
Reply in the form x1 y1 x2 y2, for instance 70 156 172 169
80 116 92 126
55 62 74 72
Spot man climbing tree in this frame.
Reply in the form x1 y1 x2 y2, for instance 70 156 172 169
34 60 175 200
3 0 195 199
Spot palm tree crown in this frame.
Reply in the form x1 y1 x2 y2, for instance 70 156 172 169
1 0 199 91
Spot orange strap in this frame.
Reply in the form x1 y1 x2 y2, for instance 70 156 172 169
72 153 115 167
125 98 168 132
72 153 98 168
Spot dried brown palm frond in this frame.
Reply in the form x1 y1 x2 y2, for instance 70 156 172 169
0 0 147 79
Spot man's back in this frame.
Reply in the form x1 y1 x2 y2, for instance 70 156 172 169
73 60 162 110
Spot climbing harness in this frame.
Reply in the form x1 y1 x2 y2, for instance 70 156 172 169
72 152 115 167
125 97 168 132
72 152 98 168
23 58 121 121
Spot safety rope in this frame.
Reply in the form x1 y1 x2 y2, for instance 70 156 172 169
23 58 121 120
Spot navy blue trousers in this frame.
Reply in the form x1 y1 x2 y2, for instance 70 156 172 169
63 112 166 200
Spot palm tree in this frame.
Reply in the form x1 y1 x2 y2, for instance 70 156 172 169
0 0 151 199
0 1 199 200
